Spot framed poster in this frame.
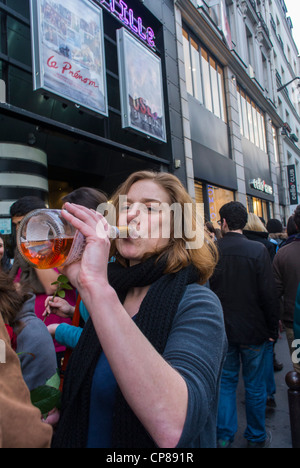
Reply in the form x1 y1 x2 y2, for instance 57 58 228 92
117 28 167 143
30 0 108 116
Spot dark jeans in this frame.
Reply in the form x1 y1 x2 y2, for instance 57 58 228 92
217 342 268 443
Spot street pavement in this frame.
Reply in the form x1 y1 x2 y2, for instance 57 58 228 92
230 330 293 448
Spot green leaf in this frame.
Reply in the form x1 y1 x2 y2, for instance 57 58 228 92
30 386 61 415
46 371 60 390
58 290 66 298
62 284 73 290
51 281 59 286
57 275 69 284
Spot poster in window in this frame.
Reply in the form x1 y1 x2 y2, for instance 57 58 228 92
117 28 167 143
30 0 108 116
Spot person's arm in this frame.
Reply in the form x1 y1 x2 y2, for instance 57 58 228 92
0 315 53 448
272 253 284 299
257 248 280 340
35 269 60 295
43 296 75 320
48 323 83 349
163 285 227 447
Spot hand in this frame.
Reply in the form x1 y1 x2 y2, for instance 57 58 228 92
47 323 60 338
43 408 60 427
43 296 75 319
60 203 111 294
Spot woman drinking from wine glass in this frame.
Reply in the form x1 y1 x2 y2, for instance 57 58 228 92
51 171 227 449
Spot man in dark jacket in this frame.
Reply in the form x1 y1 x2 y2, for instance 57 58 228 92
210 202 279 449
273 205 300 374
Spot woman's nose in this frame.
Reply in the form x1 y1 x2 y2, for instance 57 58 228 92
127 203 140 222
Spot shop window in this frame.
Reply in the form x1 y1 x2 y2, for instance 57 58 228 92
247 196 271 223
194 181 205 224
207 185 235 229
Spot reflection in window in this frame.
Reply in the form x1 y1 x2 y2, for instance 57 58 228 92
182 27 226 122
272 126 279 163
190 38 203 103
183 29 193 96
201 49 213 113
210 58 220 118
237 86 267 153
207 185 235 228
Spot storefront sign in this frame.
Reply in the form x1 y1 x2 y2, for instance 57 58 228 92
117 28 166 142
287 165 299 205
250 178 273 196
95 0 156 49
30 0 108 116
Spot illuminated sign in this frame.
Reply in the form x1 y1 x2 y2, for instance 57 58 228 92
95 0 155 49
117 28 166 142
287 165 299 205
250 178 273 195
30 0 108 116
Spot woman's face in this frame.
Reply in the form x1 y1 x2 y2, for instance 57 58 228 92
0 237 4 262
116 179 171 266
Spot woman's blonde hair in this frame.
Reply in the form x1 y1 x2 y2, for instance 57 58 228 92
244 212 267 233
110 171 218 284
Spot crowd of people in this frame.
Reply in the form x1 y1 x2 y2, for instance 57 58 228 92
0 170 300 449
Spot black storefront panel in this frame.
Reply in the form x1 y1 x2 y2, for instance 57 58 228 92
242 137 274 203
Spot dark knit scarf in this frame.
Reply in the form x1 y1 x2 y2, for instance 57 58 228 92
52 256 199 448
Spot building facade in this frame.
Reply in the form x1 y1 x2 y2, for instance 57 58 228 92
0 0 299 248
175 0 300 227
0 0 186 250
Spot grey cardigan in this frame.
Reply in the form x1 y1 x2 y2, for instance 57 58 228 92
164 284 227 448
14 294 57 391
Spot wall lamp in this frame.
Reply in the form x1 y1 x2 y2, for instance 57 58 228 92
277 77 300 92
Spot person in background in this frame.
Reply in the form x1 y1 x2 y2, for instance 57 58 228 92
0 312 53 448
266 218 287 253
243 213 277 261
50 170 227 449
9 196 76 368
293 283 300 342
280 215 298 248
0 235 11 273
210 202 279 449
273 205 300 374
243 212 279 407
0 272 57 391
205 221 222 242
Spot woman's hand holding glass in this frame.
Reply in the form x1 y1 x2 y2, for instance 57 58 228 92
60 203 111 295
